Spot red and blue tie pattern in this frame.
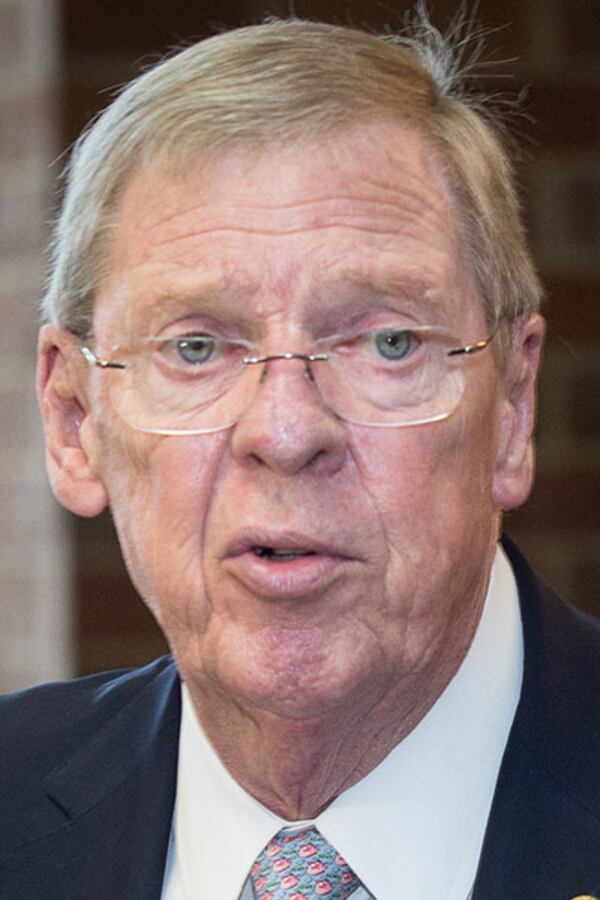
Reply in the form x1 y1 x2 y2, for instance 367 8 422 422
250 827 360 899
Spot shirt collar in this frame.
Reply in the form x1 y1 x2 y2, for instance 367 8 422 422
167 544 522 900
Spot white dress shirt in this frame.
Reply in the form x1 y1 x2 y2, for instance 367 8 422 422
162 545 523 900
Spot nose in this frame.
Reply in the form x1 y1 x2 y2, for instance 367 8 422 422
230 356 348 476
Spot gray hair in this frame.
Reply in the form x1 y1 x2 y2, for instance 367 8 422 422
43 14 543 343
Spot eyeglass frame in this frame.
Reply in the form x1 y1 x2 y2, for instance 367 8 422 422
79 328 496 435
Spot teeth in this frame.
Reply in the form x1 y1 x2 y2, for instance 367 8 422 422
253 547 314 560
271 550 313 560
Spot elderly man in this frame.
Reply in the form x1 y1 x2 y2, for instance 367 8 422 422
2 14 600 900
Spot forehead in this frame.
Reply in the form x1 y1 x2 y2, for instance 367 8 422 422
94 121 481 338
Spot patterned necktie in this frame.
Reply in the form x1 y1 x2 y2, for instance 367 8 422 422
250 826 361 899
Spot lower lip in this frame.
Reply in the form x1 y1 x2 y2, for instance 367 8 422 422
225 551 347 598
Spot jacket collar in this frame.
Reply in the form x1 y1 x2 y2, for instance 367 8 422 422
44 659 180 819
472 536 600 899
2 658 180 900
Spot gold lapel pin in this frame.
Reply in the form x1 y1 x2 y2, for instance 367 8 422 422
570 895 598 899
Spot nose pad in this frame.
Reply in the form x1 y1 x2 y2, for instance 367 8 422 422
231 356 347 475
240 352 329 419
255 356 316 386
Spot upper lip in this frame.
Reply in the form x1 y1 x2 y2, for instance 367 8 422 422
224 529 350 559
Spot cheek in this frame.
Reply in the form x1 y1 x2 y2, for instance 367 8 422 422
349 394 501 560
344 409 501 662
102 428 230 624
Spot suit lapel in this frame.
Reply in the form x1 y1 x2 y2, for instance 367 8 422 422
472 733 600 899
472 537 600 899
1 660 180 900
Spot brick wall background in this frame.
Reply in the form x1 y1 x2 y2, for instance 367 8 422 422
0 0 73 691
508 0 600 619
2 0 599 686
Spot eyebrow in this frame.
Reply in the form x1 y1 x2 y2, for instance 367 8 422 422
320 270 446 326
129 279 257 330
344 269 440 301
126 268 447 338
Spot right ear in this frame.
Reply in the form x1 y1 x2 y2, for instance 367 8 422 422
37 324 109 517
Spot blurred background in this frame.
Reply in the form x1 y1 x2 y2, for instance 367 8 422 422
1 0 599 691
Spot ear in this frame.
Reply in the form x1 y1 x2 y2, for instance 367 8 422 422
492 314 545 511
37 324 109 517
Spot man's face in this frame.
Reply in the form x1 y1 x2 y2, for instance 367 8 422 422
48 123 538 725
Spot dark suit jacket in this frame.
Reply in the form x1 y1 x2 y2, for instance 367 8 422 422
2 538 600 899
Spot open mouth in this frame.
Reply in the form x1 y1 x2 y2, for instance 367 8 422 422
252 547 317 561
225 536 346 596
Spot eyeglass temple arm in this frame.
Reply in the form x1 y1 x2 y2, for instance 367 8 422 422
80 346 126 369
447 333 495 357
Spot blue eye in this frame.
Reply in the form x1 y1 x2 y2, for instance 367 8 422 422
175 336 215 364
374 330 415 360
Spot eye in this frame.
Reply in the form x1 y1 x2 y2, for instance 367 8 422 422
374 329 417 361
173 335 215 365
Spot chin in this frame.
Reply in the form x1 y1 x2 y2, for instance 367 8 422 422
200 622 382 722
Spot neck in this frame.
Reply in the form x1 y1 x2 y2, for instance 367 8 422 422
184 650 468 820
178 547 492 819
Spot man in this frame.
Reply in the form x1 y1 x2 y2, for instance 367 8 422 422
2 14 600 900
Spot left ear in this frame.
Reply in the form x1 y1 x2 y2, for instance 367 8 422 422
37 324 109 518
492 314 545 511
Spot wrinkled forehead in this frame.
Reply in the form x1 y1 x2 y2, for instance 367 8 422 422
93 120 481 341
112 118 454 217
